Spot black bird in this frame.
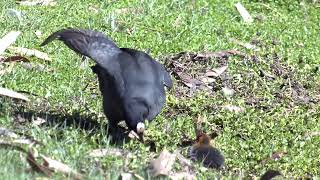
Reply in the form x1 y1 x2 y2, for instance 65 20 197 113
41 28 173 140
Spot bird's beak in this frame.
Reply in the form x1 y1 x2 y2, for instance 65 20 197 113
136 122 145 134
136 122 145 142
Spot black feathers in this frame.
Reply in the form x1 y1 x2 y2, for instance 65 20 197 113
41 28 172 139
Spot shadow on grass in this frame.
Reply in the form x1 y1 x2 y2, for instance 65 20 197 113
11 107 131 145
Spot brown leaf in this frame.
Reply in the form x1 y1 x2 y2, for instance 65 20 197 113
17 0 56 6
270 151 287 161
41 155 82 179
149 149 176 177
0 87 30 101
27 149 53 176
4 55 29 62
0 31 21 55
8 46 51 61
0 141 52 176
175 72 201 88
235 2 253 23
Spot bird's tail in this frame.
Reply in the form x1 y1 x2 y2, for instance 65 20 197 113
40 28 121 64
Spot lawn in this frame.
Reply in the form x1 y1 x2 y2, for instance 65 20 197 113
0 0 320 179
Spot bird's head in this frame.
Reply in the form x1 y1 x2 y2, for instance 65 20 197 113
124 99 149 142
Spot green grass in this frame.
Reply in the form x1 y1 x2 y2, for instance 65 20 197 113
1 0 320 179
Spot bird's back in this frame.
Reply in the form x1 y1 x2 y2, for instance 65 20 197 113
118 48 166 120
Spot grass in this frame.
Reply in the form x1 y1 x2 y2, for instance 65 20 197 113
1 0 320 179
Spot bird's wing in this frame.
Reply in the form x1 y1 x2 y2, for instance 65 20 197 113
120 48 172 89
159 64 173 89
41 28 125 95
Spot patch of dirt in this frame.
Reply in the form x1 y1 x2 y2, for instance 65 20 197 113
163 46 319 111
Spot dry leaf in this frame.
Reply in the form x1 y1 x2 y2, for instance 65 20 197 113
27 149 52 176
0 141 52 176
3 55 29 62
35 30 42 38
229 38 260 51
0 127 18 138
169 172 196 180
0 31 21 55
235 2 253 23
41 155 82 179
205 66 228 77
149 149 176 177
121 173 133 180
222 87 235 97
8 47 51 61
33 117 46 126
88 148 132 158
223 105 244 113
304 131 320 138
0 87 30 101
270 151 287 161
17 0 57 6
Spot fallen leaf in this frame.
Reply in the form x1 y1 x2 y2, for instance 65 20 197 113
0 87 30 101
0 31 21 55
270 151 287 161
169 172 196 180
35 30 42 38
222 87 235 97
4 55 29 62
235 2 253 23
149 149 176 177
0 127 18 138
175 72 202 88
8 47 51 61
304 131 320 138
0 141 52 176
27 149 53 176
121 173 133 180
41 155 82 179
229 38 260 51
205 66 228 77
88 148 132 158
223 105 244 113
33 117 46 126
17 0 56 6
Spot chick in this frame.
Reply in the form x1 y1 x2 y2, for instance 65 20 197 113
189 132 225 169
41 28 172 141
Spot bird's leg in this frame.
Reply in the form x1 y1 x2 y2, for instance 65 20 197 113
107 120 122 143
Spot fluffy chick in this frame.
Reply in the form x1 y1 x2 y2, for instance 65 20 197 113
189 132 225 169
